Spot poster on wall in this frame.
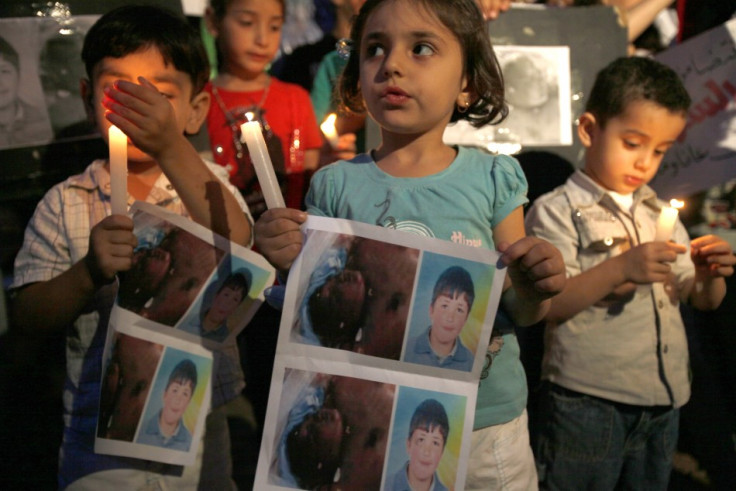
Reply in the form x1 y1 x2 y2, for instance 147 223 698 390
254 216 508 490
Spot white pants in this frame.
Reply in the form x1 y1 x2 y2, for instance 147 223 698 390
465 409 538 491
66 406 235 491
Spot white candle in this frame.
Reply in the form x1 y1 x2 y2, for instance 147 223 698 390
320 113 340 149
241 121 285 209
108 125 128 215
654 199 684 242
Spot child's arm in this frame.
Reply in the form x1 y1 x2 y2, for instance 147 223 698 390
494 207 566 327
682 234 735 310
254 208 309 275
11 215 137 332
104 77 251 246
543 241 687 323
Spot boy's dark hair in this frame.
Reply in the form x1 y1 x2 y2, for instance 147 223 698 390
218 272 249 300
338 0 507 128
585 56 691 128
167 359 198 392
0 35 19 72
431 265 475 310
208 0 286 20
285 418 341 489
81 5 209 97
408 398 449 446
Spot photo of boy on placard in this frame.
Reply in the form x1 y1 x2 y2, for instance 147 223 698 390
403 252 494 372
384 386 466 491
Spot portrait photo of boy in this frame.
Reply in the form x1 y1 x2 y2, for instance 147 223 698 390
137 358 198 452
404 251 494 373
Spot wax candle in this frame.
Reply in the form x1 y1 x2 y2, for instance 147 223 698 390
654 199 684 242
320 113 340 149
108 125 128 215
241 121 286 209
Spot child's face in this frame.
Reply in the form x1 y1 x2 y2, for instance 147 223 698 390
294 407 344 471
429 292 470 347
208 286 244 324
161 379 193 426
358 0 469 139
406 425 445 484
580 100 686 194
0 56 19 110
85 46 200 163
209 0 284 78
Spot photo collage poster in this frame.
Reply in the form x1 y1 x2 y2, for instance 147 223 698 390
95 201 275 465
255 216 507 490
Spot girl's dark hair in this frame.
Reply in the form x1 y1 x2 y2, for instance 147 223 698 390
338 0 507 128
585 56 691 128
82 5 209 96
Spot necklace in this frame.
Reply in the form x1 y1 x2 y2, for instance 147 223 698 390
211 77 271 160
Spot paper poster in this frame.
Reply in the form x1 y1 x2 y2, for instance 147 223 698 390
94 201 275 465
443 45 572 152
651 18 736 199
254 216 507 490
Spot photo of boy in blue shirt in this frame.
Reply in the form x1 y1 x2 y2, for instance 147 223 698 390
137 359 197 452
404 266 475 372
386 398 450 491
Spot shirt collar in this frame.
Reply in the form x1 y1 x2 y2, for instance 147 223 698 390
567 169 660 214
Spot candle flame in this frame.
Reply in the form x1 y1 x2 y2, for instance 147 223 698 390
669 199 684 209
324 113 337 126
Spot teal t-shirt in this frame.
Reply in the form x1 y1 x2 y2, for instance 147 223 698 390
306 145 529 428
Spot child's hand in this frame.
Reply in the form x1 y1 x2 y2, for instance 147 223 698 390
475 0 511 20
499 236 566 303
691 234 736 278
255 208 308 272
85 215 138 286
619 241 687 284
102 77 181 160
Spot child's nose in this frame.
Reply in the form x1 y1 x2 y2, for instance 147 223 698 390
383 50 403 77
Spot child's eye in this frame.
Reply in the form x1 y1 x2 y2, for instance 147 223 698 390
366 43 385 58
413 43 434 56
623 139 639 149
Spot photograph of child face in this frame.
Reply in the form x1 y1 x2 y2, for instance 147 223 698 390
389 399 449 491
295 231 419 360
404 254 491 372
117 214 223 327
385 388 466 491
179 269 251 342
273 369 396 489
0 25 53 149
98 332 163 442
136 358 197 452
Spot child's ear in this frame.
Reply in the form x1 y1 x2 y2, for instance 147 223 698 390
577 112 597 148
80 78 96 124
185 91 210 135
456 83 474 113
204 7 219 37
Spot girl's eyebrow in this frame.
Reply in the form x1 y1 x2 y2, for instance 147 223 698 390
364 30 445 44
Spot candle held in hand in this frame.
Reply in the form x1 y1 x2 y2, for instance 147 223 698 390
320 113 340 149
108 125 128 215
241 121 285 209
654 199 683 242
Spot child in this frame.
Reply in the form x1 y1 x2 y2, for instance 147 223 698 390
405 266 475 371
387 398 450 491
525 56 736 489
255 0 566 488
10 6 252 489
204 0 323 215
138 359 198 451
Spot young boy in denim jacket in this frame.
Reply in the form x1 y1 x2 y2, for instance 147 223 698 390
10 5 251 489
526 56 735 489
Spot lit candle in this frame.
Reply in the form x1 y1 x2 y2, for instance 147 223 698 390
108 125 128 215
654 199 684 242
241 121 285 209
320 113 340 149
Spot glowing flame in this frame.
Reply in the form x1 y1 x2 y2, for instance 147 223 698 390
669 199 684 210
